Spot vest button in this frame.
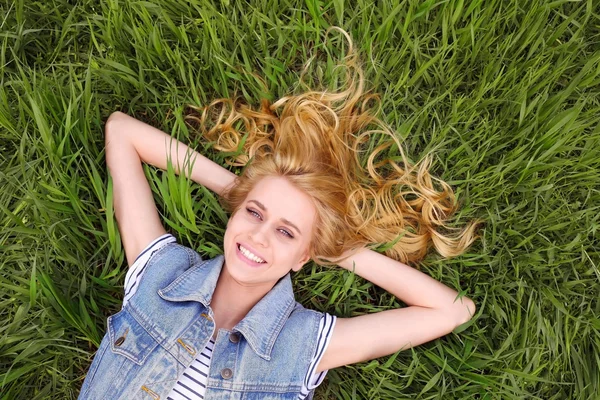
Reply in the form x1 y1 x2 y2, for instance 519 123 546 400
114 336 125 347
229 332 240 343
221 368 233 379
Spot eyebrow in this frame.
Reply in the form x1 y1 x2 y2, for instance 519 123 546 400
247 200 303 236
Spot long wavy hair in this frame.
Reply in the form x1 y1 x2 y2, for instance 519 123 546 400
186 29 478 266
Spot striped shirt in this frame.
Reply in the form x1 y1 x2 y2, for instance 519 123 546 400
122 234 336 400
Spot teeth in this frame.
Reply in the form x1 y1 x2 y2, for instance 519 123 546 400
239 245 265 263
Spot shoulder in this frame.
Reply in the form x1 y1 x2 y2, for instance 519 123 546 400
288 302 326 327
296 311 337 393
139 237 200 266
123 235 202 307
282 304 337 354
136 238 201 273
286 301 336 328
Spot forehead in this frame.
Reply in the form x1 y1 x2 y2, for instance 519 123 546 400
245 176 316 231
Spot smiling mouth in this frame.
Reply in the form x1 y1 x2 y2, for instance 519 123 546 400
237 243 267 264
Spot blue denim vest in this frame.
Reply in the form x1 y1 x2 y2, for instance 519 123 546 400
79 243 323 399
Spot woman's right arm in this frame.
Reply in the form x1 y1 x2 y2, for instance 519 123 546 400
104 111 236 265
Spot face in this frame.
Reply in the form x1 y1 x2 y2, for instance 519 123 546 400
222 176 316 290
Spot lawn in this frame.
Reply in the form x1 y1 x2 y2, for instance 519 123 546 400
0 0 599 399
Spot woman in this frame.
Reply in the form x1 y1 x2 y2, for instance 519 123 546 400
79 31 477 400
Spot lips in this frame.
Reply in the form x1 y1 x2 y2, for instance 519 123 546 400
235 242 267 267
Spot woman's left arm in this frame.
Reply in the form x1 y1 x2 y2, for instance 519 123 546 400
316 248 476 372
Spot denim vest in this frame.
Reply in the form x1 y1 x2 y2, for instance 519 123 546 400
79 243 323 399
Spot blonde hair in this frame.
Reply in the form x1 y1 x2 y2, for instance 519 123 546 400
186 29 478 266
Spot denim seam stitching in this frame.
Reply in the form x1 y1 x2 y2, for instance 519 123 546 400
262 297 295 357
109 308 162 365
80 334 111 398
158 258 215 295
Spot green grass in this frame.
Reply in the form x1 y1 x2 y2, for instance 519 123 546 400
1 0 599 398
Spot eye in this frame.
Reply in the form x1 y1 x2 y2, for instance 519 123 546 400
278 229 294 239
246 208 294 239
246 208 261 219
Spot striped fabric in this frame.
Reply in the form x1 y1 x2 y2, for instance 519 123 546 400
122 233 177 308
167 338 215 400
123 234 336 399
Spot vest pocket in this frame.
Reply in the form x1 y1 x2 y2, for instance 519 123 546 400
108 309 159 365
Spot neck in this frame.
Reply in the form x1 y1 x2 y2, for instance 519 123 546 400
209 263 273 330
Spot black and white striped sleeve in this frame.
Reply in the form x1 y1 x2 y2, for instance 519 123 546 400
122 233 177 308
298 313 337 399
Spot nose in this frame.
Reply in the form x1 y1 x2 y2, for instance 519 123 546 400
249 224 269 247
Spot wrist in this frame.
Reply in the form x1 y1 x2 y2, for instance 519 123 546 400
337 247 368 271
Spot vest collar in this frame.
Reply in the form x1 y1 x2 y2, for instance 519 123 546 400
157 255 296 361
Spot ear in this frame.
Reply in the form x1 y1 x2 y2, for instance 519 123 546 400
292 250 311 272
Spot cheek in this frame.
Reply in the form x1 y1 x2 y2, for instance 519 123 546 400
226 213 244 232
290 241 309 259
223 228 232 252
224 219 239 246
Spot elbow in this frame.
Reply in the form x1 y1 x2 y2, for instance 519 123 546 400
104 111 128 144
104 112 137 167
106 111 128 125
448 297 476 327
